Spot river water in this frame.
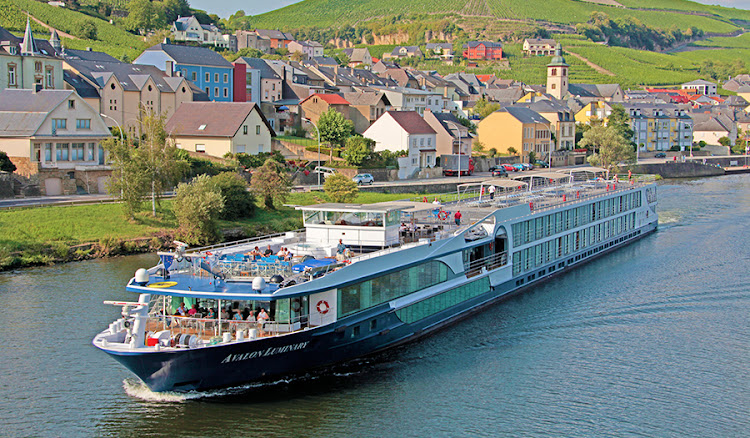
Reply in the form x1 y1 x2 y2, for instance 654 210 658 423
0 175 748 437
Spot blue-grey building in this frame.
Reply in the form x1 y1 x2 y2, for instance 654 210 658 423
134 41 234 102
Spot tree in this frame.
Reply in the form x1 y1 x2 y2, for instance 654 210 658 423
224 47 264 62
316 108 355 148
324 173 358 203
457 115 477 135
0 151 16 173
607 104 635 147
138 109 186 216
473 140 486 154
342 136 374 166
474 98 501 119
210 172 255 220
507 146 518 156
102 109 186 219
528 151 537 164
126 0 167 34
250 158 291 209
173 174 225 245
579 125 634 172
76 19 98 40
718 136 731 147
162 0 190 23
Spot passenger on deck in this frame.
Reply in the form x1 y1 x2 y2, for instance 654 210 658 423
257 308 269 335
187 304 198 316
277 247 288 258
433 197 441 206
454 210 462 226
175 302 187 316
336 239 348 262
221 308 230 320
489 185 496 200
246 246 261 260
263 245 273 257
284 251 294 262
206 308 216 319
246 309 256 323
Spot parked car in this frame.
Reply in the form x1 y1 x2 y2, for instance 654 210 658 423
489 166 508 177
654 152 667 158
352 173 375 185
513 163 526 172
520 163 533 171
501 164 516 172
535 160 549 168
313 166 337 179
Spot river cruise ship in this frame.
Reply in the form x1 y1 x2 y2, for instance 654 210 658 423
93 169 659 392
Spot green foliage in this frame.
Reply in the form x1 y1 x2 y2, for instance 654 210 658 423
250 159 292 210
210 172 255 220
342 136 375 167
580 125 634 171
125 0 166 34
718 136 731 147
224 47 265 62
608 104 635 146
474 98 501 119
577 11 702 50
0 151 16 173
457 116 477 135
507 147 518 156
172 174 225 245
76 18 98 39
316 108 355 147
233 151 285 169
324 173 359 203
174 149 236 178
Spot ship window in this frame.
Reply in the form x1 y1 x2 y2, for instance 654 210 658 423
337 260 454 318
351 326 360 338
370 319 377 331
395 277 490 324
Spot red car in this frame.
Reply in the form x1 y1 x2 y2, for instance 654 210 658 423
501 164 516 172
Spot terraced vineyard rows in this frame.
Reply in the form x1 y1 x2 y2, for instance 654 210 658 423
0 0 46 32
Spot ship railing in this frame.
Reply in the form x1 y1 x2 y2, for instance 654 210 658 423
464 251 508 278
186 229 306 256
145 314 309 344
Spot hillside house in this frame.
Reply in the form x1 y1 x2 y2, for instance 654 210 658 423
299 93 350 125
134 41 234 102
423 109 471 156
0 88 112 195
170 16 232 49
682 79 717 96
166 102 275 157
478 107 551 162
463 41 503 60
342 92 391 134
364 111 437 178
342 48 373 67
288 40 324 60
523 38 556 56
253 29 294 49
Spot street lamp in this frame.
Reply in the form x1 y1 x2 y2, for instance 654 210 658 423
302 117 321 187
445 121 463 182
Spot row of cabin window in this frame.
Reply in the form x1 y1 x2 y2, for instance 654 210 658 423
396 277 491 324
180 70 230 84
204 87 230 98
511 192 642 247
51 118 91 131
512 212 637 276
337 260 453 318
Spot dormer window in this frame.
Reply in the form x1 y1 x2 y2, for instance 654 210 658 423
198 124 207 130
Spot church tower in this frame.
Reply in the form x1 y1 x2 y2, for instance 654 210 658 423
21 16 38 56
546 43 569 100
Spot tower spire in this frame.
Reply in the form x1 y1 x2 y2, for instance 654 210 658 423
50 28 61 53
21 15 38 56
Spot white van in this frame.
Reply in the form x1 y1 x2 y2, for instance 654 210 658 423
313 166 337 179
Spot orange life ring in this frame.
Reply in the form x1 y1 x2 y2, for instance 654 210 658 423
316 300 330 315
438 210 448 220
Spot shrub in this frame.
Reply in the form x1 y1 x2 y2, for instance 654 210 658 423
342 136 375 166
324 173 359 203
250 159 292 209
210 172 255 220
0 151 16 173
173 174 225 245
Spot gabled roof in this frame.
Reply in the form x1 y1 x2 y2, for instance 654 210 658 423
300 93 350 106
568 83 621 99
0 89 75 136
464 41 503 48
426 43 453 50
65 59 187 92
254 29 294 40
524 38 556 46
0 25 58 57
683 79 716 86
385 111 435 134
430 112 465 137
142 43 233 68
498 107 550 124
238 57 281 79
312 56 339 67
166 102 275 138
342 91 389 106
63 48 119 62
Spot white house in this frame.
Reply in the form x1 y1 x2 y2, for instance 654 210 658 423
681 79 717 96
171 16 230 49
363 111 436 179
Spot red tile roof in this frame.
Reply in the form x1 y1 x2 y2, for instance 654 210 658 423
386 111 436 134
300 93 350 106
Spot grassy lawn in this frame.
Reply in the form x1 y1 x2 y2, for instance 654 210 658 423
0 191 430 255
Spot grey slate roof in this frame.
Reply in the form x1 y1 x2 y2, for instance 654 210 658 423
0 25 58 57
0 89 73 136
63 70 100 99
238 57 281 80
65 59 184 92
63 48 119 62
430 112 465 137
342 91 390 106
254 29 294 40
464 41 503 48
500 107 550 124
143 43 233 68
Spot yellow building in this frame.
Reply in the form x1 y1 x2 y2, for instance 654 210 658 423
478 107 552 162
166 102 275 158
575 101 613 125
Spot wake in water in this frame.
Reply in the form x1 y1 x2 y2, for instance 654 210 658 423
123 378 291 402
